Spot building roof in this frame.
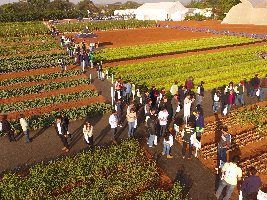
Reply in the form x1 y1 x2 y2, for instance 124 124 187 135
136 1 185 11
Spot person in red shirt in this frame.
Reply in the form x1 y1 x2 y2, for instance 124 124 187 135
185 77 194 92
227 90 235 113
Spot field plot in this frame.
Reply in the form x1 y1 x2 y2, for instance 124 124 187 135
95 36 259 62
110 45 267 90
0 140 184 200
201 102 267 183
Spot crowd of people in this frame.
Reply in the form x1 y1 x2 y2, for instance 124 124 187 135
0 34 266 200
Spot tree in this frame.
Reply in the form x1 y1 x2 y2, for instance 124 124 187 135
49 0 74 11
76 0 99 14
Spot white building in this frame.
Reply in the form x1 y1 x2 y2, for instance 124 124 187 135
222 0 267 25
135 1 188 21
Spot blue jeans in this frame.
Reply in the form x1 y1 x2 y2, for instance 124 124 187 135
259 88 266 101
97 71 103 80
218 147 227 166
128 122 135 137
213 101 220 113
216 180 235 200
235 94 244 105
24 130 30 143
148 134 155 147
162 143 170 156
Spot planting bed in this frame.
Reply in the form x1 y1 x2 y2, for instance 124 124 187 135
198 102 267 186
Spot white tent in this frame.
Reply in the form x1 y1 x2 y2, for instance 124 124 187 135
222 0 267 25
135 1 188 21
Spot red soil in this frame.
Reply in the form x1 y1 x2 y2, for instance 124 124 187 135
7 95 106 120
0 84 96 104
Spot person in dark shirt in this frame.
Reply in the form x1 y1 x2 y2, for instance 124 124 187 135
218 126 231 167
250 74 260 97
0 115 15 142
241 167 262 200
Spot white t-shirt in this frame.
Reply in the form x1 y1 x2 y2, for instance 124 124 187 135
109 114 118 129
57 123 62 135
158 111 169 126
222 162 242 186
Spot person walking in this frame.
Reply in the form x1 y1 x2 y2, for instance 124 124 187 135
241 167 262 200
234 81 245 106
196 81 205 106
55 117 69 152
109 110 118 144
181 122 194 159
83 121 93 147
97 62 103 80
126 108 137 138
62 113 71 139
158 107 169 137
0 115 15 142
162 132 174 159
171 94 180 119
124 81 132 104
147 109 157 148
218 126 232 168
19 114 31 143
215 156 242 200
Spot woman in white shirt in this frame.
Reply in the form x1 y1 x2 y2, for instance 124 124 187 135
83 121 93 146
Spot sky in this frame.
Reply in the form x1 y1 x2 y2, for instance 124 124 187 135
0 0 192 6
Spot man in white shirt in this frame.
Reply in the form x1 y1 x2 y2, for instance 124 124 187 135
216 156 242 200
19 114 31 143
109 110 118 144
158 108 169 137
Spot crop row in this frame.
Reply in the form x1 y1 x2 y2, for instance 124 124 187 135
55 19 156 32
0 35 56 44
0 53 71 73
111 45 267 90
0 42 61 57
0 89 98 113
201 125 266 160
96 36 258 62
0 78 89 99
0 21 49 37
0 69 83 87
205 106 267 133
0 140 159 200
0 102 111 136
240 153 267 174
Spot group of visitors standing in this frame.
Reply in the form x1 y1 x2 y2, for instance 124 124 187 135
212 74 267 115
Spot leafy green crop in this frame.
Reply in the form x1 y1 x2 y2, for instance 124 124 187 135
0 89 98 113
55 19 156 32
0 53 71 73
1 78 89 98
110 45 267 90
0 69 82 87
95 36 259 62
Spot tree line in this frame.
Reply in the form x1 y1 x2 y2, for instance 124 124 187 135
0 0 140 22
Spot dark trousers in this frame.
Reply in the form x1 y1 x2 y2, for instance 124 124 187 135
218 147 227 163
59 135 69 149
111 128 117 142
242 192 258 200
159 125 167 137
6 131 15 142
182 141 192 158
